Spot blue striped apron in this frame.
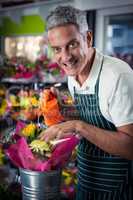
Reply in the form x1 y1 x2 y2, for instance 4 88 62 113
74 56 132 200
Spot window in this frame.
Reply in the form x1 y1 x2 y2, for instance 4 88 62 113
4 35 49 62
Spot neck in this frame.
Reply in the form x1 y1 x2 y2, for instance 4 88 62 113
76 48 95 86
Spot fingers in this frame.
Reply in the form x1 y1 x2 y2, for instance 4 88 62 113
39 126 66 142
39 121 77 142
39 125 59 142
38 131 46 140
38 130 51 141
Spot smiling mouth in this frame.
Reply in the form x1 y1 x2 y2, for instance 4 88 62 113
63 58 78 68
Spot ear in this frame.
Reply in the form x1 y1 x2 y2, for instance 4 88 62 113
86 31 93 47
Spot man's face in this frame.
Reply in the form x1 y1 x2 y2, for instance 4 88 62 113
48 24 92 76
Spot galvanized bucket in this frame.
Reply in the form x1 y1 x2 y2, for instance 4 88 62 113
19 168 61 200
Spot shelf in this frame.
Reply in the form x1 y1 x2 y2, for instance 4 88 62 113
1 76 67 84
1 77 37 84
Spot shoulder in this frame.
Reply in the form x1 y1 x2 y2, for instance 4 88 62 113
99 54 133 125
95 49 132 83
102 54 132 77
100 55 133 94
99 54 133 105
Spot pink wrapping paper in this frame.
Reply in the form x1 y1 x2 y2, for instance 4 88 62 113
5 135 79 172
48 135 79 169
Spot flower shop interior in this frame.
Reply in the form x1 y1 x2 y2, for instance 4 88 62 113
0 0 133 200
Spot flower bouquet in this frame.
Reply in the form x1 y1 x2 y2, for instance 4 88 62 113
2 120 79 200
4 120 79 171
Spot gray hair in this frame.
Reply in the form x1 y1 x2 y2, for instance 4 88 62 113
46 6 89 33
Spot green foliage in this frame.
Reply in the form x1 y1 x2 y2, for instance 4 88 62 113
0 15 46 36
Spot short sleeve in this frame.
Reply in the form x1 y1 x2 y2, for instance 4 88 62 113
109 73 133 127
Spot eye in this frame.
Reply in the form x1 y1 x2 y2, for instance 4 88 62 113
52 47 61 54
69 41 79 49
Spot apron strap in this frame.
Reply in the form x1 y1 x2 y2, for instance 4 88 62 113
95 55 104 95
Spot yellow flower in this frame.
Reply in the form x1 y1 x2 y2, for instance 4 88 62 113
65 176 73 185
0 88 5 96
30 97 39 107
21 123 36 137
74 178 77 184
0 148 5 165
62 171 73 185
29 139 51 155
62 171 70 177
20 97 30 108
9 95 20 107
0 99 7 116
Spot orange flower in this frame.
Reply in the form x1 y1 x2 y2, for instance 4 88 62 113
40 89 64 126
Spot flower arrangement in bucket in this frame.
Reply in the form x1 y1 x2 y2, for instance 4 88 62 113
2 89 79 200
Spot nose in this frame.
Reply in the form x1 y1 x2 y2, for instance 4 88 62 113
61 49 72 63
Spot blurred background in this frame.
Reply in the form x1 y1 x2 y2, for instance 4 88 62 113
0 0 133 200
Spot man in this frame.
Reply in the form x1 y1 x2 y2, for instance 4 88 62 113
40 6 133 200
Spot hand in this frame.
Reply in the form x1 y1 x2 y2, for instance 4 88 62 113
39 120 79 142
